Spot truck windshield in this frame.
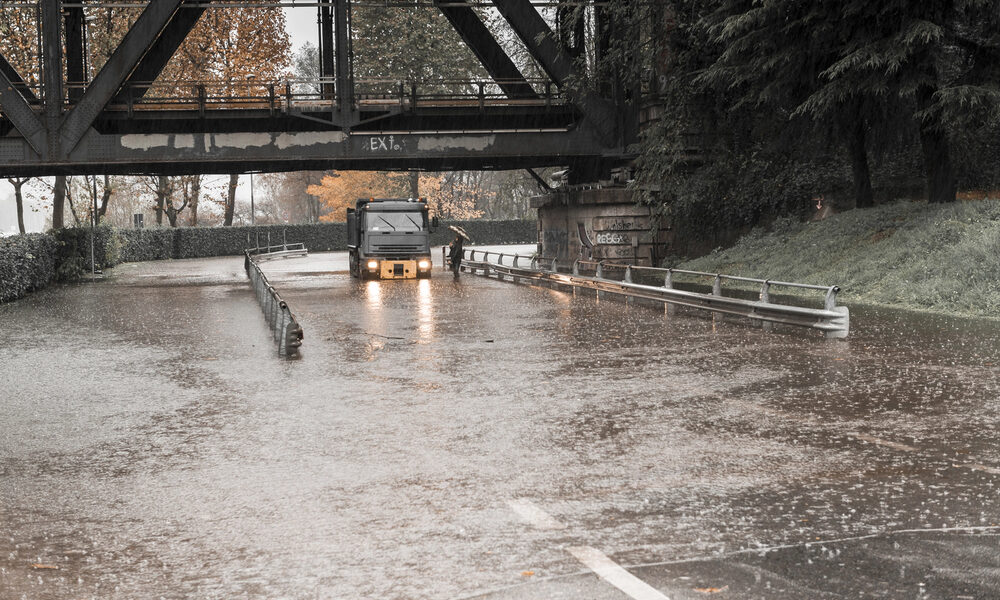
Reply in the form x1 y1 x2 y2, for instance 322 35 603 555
365 211 424 233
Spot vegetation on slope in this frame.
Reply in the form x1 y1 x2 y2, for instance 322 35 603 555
677 199 1000 317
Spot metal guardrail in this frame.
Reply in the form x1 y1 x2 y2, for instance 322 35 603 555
244 250 304 357
460 250 850 339
246 231 309 261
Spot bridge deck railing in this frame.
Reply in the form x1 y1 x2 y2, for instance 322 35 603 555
461 251 850 338
55 77 566 114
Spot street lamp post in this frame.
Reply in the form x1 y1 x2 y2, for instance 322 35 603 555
246 73 257 227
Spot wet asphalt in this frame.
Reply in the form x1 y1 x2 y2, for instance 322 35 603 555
1 248 999 599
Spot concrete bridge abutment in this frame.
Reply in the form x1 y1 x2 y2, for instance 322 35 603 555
532 186 669 267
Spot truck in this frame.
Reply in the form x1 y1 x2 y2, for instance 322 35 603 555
347 198 438 280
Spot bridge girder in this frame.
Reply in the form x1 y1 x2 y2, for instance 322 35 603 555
0 0 635 177
0 124 619 178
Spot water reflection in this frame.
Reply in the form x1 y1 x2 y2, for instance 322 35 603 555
365 280 382 310
417 278 433 340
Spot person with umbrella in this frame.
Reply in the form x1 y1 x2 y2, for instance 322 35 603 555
447 225 471 276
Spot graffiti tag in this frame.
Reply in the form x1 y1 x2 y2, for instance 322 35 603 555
367 135 403 152
596 232 630 245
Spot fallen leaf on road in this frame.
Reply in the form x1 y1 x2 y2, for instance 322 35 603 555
520 571 535 577
31 564 58 570
694 585 728 593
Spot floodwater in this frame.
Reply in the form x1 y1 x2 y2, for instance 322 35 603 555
1 248 999 599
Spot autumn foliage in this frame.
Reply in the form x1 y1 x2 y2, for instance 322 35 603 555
308 172 484 222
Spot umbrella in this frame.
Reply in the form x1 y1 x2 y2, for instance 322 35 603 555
448 225 472 242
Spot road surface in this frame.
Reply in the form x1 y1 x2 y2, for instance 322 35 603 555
1 248 999 599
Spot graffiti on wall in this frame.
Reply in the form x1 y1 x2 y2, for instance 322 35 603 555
542 229 569 258
595 232 630 245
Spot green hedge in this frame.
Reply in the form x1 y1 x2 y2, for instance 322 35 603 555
114 220 534 261
53 226 122 280
430 220 537 246
0 233 58 303
117 228 174 263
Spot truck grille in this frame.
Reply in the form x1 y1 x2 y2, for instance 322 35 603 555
375 245 423 252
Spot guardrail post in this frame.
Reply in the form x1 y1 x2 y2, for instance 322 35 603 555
663 269 677 316
530 256 538 270
756 280 773 331
572 260 579 276
550 258 558 273
824 286 839 312
595 262 605 300
624 266 634 306
712 275 722 297
824 286 850 339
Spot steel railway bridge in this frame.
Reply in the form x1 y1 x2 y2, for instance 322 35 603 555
0 0 643 178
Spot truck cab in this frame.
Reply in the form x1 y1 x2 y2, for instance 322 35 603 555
347 198 436 279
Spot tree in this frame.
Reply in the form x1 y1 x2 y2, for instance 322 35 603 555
7 178 31 234
0 5 40 87
702 1 882 208
224 174 239 226
707 1 1000 206
351 6 487 85
309 172 411 222
260 171 328 224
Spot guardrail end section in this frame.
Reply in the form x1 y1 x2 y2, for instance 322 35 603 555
825 306 850 339
280 322 304 357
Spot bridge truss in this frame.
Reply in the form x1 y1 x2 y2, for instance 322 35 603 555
0 0 640 177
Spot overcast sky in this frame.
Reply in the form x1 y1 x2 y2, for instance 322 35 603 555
285 7 318 53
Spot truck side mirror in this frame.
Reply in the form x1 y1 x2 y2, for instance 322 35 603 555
431 216 440 229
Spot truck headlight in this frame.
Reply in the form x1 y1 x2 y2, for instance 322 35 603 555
418 259 430 270
367 260 378 270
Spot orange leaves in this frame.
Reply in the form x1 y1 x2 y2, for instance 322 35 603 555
310 172 411 222
694 585 728 593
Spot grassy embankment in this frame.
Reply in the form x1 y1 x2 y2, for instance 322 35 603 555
676 198 1000 318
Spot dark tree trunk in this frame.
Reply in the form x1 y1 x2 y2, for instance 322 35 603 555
65 182 82 227
11 178 26 234
51 175 66 229
920 127 957 204
97 175 111 225
409 171 419 198
306 172 320 223
188 176 201 226
155 176 169 225
224 173 238 226
846 117 874 209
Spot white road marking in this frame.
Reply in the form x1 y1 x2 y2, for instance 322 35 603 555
568 546 671 600
851 432 919 452
506 498 566 530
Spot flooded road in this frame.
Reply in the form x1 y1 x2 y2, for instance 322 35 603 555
2 248 999 599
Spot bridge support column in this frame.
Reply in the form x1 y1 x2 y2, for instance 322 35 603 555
335 0 354 114
532 186 670 269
